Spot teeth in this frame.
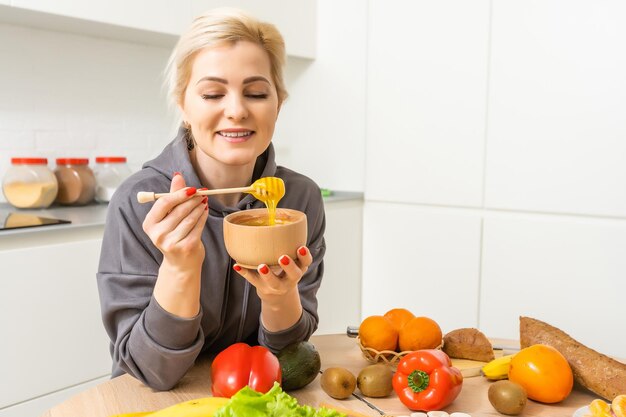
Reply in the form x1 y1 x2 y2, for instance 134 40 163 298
220 131 252 138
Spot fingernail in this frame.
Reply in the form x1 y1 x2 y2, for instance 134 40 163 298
173 171 181 177
279 255 290 266
233 264 241 272
205 205 208 211
186 187 197 196
298 247 307 256
199 187 208 191
259 264 269 275
201 197 208 204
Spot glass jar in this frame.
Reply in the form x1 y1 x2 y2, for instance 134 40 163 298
94 156 132 203
54 158 96 206
2 158 59 209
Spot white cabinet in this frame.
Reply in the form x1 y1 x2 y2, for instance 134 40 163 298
361 202 482 332
11 0 192 35
479 213 626 359
0 226 111 413
485 1 626 217
315 198 363 335
3 0 316 58
0 376 110 417
366 0 490 207
191 0 316 59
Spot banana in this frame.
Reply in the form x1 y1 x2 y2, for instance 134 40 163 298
110 396 230 417
481 354 516 380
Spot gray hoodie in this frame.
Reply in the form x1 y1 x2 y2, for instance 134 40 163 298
96 129 326 390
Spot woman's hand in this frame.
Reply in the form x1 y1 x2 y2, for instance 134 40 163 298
142 173 208 271
233 246 313 331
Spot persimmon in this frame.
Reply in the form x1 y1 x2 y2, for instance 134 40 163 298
508 344 573 403
397 316 442 352
359 315 398 351
383 308 414 332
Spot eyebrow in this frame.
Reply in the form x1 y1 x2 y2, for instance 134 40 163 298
196 76 271 85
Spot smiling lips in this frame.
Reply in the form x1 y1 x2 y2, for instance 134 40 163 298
218 129 254 143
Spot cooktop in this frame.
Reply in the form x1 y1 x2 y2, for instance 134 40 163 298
0 211 71 231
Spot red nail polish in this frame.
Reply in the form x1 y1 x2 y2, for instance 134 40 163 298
201 197 208 204
173 171 181 177
186 187 197 196
280 255 290 266
298 247 307 256
233 265 241 272
199 187 208 191
259 265 269 274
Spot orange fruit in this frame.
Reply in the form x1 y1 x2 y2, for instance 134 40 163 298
397 316 442 352
383 308 414 332
613 395 626 417
508 344 573 403
359 315 398 351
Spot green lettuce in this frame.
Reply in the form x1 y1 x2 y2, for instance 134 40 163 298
214 382 346 417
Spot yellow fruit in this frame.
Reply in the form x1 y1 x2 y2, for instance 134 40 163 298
149 397 230 417
589 399 612 417
482 354 515 380
612 395 626 417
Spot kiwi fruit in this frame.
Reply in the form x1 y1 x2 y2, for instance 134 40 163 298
488 380 528 415
357 364 393 398
320 367 356 399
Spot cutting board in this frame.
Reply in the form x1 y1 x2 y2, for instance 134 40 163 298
451 350 504 378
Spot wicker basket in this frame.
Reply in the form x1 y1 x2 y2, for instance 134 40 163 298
356 337 443 368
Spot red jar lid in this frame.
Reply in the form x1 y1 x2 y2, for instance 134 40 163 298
11 157 48 165
95 156 127 163
56 158 89 165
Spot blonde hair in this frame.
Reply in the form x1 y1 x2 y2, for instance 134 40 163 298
165 8 288 111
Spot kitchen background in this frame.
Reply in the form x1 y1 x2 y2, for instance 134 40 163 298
0 0 625 416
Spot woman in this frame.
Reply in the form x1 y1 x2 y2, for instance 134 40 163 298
97 8 326 391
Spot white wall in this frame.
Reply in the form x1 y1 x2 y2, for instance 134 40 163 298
0 23 174 195
362 0 626 358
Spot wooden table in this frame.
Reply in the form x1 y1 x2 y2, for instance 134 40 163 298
42 334 599 417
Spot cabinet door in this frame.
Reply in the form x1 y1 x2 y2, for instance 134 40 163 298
12 0 192 35
0 232 111 408
366 0 489 207
191 0 316 58
361 202 482 331
315 200 362 334
480 214 626 359
0 376 109 417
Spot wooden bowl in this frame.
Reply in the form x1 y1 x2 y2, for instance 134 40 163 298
223 208 307 269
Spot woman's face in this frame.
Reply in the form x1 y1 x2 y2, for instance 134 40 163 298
181 41 280 168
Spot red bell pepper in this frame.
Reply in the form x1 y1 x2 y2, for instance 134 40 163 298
392 349 463 411
211 342 282 398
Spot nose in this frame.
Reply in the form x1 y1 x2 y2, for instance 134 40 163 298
224 94 248 121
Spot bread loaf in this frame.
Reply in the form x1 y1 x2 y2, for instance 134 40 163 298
443 328 495 362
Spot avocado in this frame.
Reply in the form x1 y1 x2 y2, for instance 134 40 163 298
277 341 322 391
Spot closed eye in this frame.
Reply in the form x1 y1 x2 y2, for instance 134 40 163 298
201 94 223 100
246 94 268 99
